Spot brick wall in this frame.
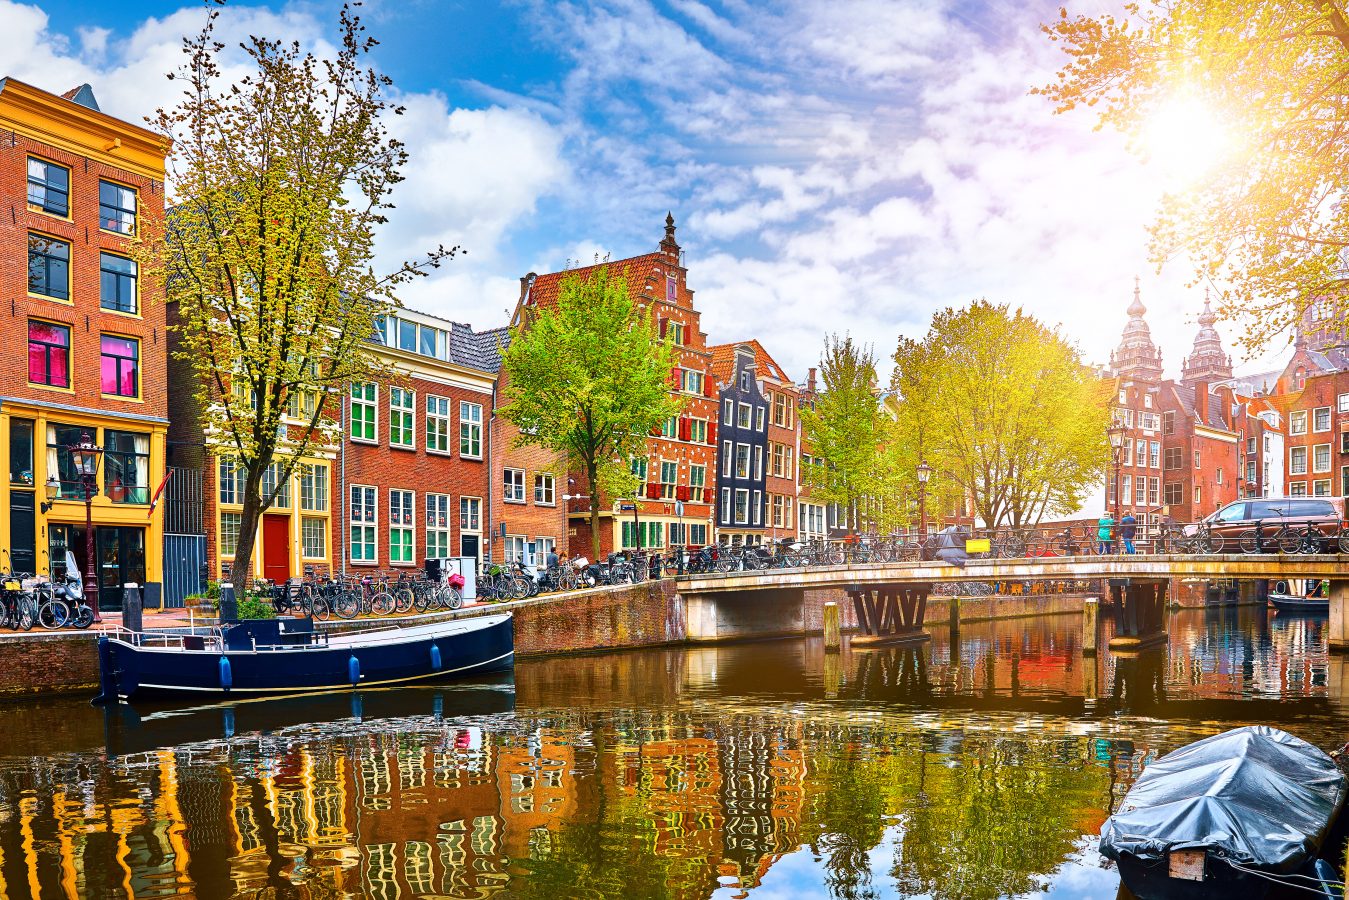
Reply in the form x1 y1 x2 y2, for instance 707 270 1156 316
0 131 166 417
490 369 569 563
0 633 100 698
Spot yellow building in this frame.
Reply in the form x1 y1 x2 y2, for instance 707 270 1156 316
0 78 168 609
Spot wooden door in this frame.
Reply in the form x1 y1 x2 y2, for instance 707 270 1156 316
262 515 291 583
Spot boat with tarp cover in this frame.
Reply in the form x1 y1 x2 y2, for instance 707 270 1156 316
1099 725 1347 899
93 614 513 703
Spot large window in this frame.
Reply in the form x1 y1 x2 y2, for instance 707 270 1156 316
679 368 704 394
260 462 291 508
27 158 69 216
772 392 793 428
351 383 377 442
1291 410 1308 435
631 457 648 482
734 489 750 524
426 395 451 453
1314 443 1332 473
103 430 149 504
621 521 664 549
389 490 414 563
737 403 752 429
689 464 706 502
9 419 34 486
46 423 85 499
1314 479 1332 497
218 458 241 505
460 402 482 458
28 234 69 300
389 387 414 448
659 460 677 499
350 485 377 563
1314 407 1332 432
100 335 139 397
100 254 138 313
220 512 242 558
689 418 708 443
735 444 750 478
1163 447 1182 470
1164 481 1183 505
1149 441 1160 468
99 180 137 235
28 320 69 387
302 518 326 559
503 468 525 502
1290 446 1308 475
534 473 555 505
300 463 328 511
426 493 451 559
460 496 481 532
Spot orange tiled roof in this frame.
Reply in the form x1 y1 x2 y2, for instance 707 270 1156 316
707 339 794 387
524 252 666 312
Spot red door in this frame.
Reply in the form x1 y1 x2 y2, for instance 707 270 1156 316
262 515 291 583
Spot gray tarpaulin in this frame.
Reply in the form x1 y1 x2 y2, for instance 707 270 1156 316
1099 726 1346 873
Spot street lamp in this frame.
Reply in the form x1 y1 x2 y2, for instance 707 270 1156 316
69 431 104 623
916 460 933 545
39 475 60 513
1106 422 1128 555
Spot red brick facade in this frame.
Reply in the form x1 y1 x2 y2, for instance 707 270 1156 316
490 357 569 566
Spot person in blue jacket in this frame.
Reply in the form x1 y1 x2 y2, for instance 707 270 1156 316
1120 512 1137 554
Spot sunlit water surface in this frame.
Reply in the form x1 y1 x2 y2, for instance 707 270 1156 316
0 605 1345 899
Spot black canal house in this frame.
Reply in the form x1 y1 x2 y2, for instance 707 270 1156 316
715 344 769 544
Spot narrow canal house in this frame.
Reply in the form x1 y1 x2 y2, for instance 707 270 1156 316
710 343 771 544
0 79 169 609
341 309 498 574
511 214 717 558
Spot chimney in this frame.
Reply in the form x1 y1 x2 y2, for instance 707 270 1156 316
1195 381 1209 425
808 367 818 393
518 272 537 305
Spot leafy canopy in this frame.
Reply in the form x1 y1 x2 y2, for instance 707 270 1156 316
1037 1 1349 351
500 266 681 557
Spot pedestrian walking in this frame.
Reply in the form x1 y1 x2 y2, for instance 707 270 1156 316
1097 513 1114 555
1120 512 1137 554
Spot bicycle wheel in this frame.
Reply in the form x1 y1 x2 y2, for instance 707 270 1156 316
1339 531 1349 554
309 595 331 621
334 590 361 620
1238 529 1262 554
1204 532 1225 554
39 598 70 629
1278 529 1302 554
446 586 463 609
370 591 395 616
17 597 37 631
393 587 415 614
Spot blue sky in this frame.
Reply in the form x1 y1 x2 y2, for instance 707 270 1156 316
0 0 1267 380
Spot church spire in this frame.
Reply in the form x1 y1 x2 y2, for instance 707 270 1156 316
1181 287 1233 386
1112 276 1164 381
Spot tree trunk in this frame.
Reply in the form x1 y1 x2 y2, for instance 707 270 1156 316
587 459 602 563
229 465 265 591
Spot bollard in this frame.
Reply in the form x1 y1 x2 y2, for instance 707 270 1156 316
219 582 239 625
823 601 841 653
122 583 143 633
1083 596 1099 657
949 595 961 634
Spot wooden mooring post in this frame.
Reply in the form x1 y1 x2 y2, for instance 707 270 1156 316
1082 596 1098 657
823 602 841 653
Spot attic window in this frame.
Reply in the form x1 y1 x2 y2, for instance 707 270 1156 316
666 276 677 303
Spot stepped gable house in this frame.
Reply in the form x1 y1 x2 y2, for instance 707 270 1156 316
511 214 717 558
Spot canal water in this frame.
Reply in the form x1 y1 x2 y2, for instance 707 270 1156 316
0 606 1345 899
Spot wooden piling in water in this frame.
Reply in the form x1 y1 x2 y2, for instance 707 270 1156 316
823 602 841 653
1083 596 1099 656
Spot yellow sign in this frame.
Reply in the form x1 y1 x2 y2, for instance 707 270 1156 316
965 538 991 553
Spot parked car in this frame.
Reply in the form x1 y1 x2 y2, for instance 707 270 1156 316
1187 496 1346 552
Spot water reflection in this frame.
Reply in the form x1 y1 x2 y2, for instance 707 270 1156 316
0 607 1345 898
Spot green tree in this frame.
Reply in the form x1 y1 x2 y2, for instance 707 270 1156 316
801 336 888 533
890 302 1108 528
135 3 453 587
500 266 681 560
1036 1 1349 351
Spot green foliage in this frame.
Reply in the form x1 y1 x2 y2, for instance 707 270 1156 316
890 301 1109 528
134 4 454 589
800 335 890 531
501 265 681 558
236 595 276 620
1036 1 1349 351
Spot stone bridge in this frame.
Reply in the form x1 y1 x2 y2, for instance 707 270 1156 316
676 554 1349 652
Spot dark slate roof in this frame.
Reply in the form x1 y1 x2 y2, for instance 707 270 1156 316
1171 382 1232 431
62 84 99 111
451 324 508 373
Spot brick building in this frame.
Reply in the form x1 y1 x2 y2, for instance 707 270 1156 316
513 214 717 558
710 344 769 544
341 309 499 574
0 79 169 610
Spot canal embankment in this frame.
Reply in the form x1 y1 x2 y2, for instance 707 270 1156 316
0 581 1092 699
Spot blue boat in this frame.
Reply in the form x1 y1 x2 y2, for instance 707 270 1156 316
93 614 513 703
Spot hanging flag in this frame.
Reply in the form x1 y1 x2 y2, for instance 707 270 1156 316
147 469 174 519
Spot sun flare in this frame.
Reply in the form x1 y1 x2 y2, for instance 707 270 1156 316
1138 95 1236 185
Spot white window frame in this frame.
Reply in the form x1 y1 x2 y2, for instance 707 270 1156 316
426 395 452 454
690 464 706 502
350 485 377 564
1314 406 1332 432
1314 442 1332 473
735 444 750 478
299 463 328 512
720 487 732 524
389 489 415 565
753 445 763 480
755 406 766 432
737 403 752 429
534 472 555 506
1290 446 1308 475
351 382 378 443
301 516 326 560
723 398 734 424
503 467 526 503
1291 410 1308 435
659 459 678 499
752 489 762 525
426 492 451 559
459 401 483 458
460 495 482 532
1313 478 1332 497
734 488 750 525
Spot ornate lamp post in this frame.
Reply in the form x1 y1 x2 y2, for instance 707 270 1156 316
916 460 933 543
1106 422 1128 555
69 431 104 623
